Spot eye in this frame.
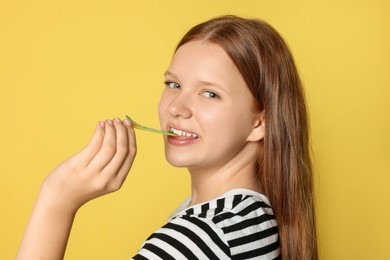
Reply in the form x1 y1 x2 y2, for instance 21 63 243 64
164 81 180 89
202 91 220 99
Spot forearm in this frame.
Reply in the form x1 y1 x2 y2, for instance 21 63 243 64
16 187 77 260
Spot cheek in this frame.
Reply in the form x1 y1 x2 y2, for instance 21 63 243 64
204 105 255 141
158 91 170 120
157 99 164 119
198 106 233 136
158 102 167 130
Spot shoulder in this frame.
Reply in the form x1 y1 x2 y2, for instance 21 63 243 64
210 193 280 259
212 192 277 230
133 215 231 259
132 190 280 259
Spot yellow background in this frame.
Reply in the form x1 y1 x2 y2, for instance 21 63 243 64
1 0 389 259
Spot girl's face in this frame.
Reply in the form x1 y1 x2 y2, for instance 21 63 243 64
158 40 262 173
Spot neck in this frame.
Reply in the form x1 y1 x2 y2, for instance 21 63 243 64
187 142 261 206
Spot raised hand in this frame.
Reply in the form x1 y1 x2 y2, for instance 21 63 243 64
17 118 137 260
42 118 136 212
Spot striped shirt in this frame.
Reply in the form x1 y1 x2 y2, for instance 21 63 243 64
132 189 280 259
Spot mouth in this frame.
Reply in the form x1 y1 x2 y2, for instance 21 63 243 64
169 127 199 138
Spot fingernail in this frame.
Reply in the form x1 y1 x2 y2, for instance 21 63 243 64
100 121 105 128
107 120 113 125
114 118 121 123
124 119 131 126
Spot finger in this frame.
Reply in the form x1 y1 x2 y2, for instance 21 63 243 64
114 119 137 184
100 118 130 178
77 121 106 164
87 120 117 171
103 119 137 192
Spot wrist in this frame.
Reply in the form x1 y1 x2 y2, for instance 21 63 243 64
36 181 80 217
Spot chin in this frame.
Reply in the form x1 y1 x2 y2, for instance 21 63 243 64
164 152 196 168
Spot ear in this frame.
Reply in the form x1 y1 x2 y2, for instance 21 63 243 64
246 111 266 142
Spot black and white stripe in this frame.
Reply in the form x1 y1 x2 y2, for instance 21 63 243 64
132 189 280 259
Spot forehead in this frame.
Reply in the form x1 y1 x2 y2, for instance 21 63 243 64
169 41 235 74
167 40 248 91
172 40 233 67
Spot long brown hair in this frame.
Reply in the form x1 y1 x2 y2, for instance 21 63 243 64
176 15 318 259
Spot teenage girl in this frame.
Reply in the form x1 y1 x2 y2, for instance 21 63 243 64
17 15 318 260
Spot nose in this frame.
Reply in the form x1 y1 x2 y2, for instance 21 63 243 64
167 92 192 119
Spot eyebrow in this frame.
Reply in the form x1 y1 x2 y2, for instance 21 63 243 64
164 70 176 78
163 70 229 94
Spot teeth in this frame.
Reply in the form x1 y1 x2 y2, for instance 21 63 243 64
170 128 199 138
